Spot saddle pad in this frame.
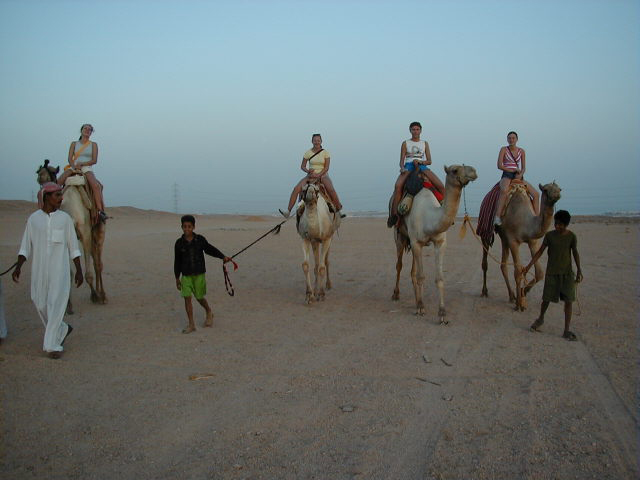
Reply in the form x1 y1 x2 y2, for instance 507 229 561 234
66 175 86 186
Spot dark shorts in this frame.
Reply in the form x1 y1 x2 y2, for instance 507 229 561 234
542 273 576 303
501 171 517 180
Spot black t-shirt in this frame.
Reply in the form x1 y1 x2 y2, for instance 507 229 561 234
174 234 224 278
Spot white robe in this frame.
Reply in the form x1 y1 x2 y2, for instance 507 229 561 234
18 209 81 352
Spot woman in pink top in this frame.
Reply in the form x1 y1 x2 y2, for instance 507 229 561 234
494 131 539 225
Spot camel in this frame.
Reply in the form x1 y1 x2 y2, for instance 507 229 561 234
481 181 561 311
392 165 478 321
296 182 341 303
36 162 107 309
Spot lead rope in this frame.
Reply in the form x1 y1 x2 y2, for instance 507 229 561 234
0 262 18 277
222 218 290 296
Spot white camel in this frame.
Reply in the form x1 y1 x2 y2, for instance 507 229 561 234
37 162 107 310
392 165 478 321
296 182 341 303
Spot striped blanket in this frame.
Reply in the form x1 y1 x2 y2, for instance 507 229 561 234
476 182 501 247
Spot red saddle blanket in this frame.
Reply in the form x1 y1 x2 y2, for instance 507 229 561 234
423 182 444 203
477 182 501 247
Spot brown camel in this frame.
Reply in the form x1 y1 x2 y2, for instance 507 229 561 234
481 181 561 311
36 162 107 310
392 165 478 321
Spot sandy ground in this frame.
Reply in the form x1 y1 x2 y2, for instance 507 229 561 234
0 200 638 480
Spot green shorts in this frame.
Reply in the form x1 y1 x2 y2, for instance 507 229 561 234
542 273 576 303
181 273 206 299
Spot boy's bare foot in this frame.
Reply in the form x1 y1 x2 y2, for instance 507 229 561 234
530 318 544 332
204 311 214 327
182 325 196 334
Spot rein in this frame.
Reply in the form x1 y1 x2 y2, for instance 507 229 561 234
0 262 18 277
221 218 289 296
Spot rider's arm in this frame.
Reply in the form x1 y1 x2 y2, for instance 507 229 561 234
423 141 432 166
82 142 98 167
497 147 508 172
399 142 407 171
68 142 77 169
300 156 311 175
517 149 526 178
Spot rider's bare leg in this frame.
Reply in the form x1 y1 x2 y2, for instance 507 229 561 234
494 177 512 224
286 178 308 213
84 171 105 212
424 169 445 195
524 180 540 216
320 175 342 211
56 169 72 186
391 171 410 216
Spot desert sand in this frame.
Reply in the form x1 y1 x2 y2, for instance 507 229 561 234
0 200 638 479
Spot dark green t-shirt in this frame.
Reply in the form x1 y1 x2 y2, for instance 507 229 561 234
543 230 577 275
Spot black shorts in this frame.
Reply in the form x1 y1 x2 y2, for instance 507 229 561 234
501 171 517 180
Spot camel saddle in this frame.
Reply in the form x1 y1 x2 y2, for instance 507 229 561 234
295 180 338 228
63 173 98 220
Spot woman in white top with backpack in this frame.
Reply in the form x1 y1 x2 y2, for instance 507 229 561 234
57 124 107 223
388 121 445 227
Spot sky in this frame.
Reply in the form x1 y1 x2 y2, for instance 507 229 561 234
1 0 638 215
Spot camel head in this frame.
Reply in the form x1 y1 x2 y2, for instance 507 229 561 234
539 182 561 206
443 164 478 188
301 182 320 204
36 159 59 185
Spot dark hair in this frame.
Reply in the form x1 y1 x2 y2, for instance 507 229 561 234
181 214 196 225
507 131 518 139
409 122 422 130
554 210 571 225
311 133 322 140
79 124 94 140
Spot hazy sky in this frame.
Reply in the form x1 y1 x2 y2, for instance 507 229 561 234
1 0 638 215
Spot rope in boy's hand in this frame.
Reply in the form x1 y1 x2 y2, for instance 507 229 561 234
223 259 238 297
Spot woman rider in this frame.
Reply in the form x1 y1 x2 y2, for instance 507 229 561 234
57 124 107 223
494 131 539 225
388 121 444 227
279 133 343 218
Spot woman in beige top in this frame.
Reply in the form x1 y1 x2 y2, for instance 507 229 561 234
279 133 343 218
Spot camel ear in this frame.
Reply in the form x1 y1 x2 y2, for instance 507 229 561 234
539 183 544 190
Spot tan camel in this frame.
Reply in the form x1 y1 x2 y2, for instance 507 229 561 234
37 162 107 309
392 165 478 321
296 182 341 303
481 181 561 311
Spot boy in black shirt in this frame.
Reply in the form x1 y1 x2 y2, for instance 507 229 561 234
174 215 231 334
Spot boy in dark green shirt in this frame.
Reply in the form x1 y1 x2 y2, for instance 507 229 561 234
523 210 583 340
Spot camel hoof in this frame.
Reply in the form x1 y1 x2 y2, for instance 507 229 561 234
391 292 399 301
415 309 425 316
440 317 449 325
481 290 488 298
305 293 314 304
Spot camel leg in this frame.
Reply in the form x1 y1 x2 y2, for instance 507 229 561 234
392 235 405 301
91 223 107 304
523 239 543 296
311 241 321 300
509 240 526 311
301 239 314 303
481 240 489 297
325 244 331 291
315 237 332 301
498 234 516 303
76 221 98 302
410 242 425 316
434 238 447 324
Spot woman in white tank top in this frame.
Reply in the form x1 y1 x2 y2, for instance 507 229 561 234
57 124 107 223
388 122 445 227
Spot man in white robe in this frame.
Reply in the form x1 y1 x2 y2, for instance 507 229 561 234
12 183 83 358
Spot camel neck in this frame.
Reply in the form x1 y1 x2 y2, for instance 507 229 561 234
434 184 462 233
